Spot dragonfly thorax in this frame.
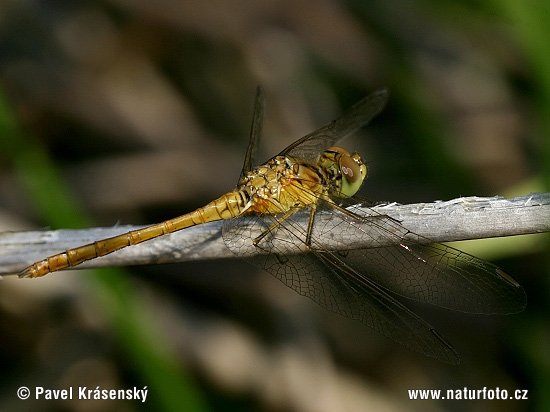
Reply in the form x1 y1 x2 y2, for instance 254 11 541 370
317 146 367 198
237 155 326 215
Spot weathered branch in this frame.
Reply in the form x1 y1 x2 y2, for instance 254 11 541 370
1 193 548 276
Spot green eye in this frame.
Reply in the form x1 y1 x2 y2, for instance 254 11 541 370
340 154 367 197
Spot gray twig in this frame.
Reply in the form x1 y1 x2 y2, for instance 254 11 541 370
1 193 548 276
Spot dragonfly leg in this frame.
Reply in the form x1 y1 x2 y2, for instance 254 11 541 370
329 201 402 226
251 204 317 256
252 209 296 247
305 204 317 248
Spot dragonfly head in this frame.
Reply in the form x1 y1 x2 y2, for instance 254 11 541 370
318 146 367 197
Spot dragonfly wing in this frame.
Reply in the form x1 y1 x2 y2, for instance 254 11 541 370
240 86 266 180
310 201 526 314
222 210 460 364
278 88 389 164
341 243 526 315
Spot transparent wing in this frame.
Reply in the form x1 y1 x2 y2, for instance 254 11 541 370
312 201 527 314
222 194 525 362
278 88 389 164
240 85 266 179
222 210 460 364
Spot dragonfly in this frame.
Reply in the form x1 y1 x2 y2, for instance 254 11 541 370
20 86 526 364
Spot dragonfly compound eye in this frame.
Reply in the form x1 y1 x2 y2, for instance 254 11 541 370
339 153 367 197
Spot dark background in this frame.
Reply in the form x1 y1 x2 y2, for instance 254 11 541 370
0 1 548 411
